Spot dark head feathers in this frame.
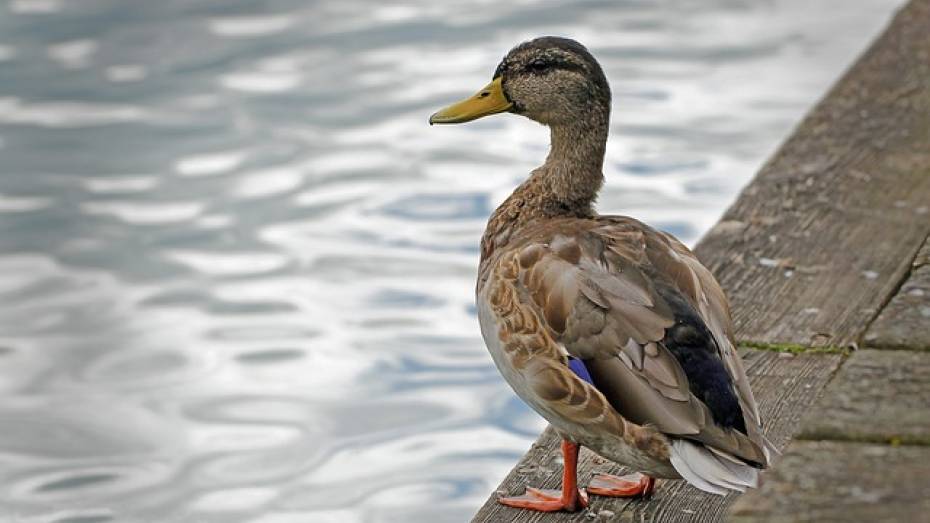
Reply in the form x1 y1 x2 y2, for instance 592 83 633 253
493 36 610 96
518 36 600 64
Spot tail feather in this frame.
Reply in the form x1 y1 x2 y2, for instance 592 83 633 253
669 439 760 495
761 433 780 464
668 442 729 495
707 447 760 486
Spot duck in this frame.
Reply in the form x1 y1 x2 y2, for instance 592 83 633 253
429 36 775 512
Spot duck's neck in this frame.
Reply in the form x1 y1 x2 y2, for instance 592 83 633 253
481 115 608 262
539 120 608 211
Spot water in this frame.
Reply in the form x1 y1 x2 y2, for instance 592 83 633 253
0 0 901 521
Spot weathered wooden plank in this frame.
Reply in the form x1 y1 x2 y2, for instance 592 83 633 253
729 441 930 523
471 349 842 523
797 349 930 445
693 0 930 347
864 236 930 350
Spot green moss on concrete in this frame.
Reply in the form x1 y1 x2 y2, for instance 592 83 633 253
740 341 849 355
797 430 930 447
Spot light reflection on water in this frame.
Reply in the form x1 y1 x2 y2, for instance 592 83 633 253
0 0 900 521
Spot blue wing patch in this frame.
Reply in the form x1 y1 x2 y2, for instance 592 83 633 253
568 357 594 385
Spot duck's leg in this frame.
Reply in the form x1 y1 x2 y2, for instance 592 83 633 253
587 472 656 498
498 440 589 512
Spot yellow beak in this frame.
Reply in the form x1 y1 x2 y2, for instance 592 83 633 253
429 77 513 125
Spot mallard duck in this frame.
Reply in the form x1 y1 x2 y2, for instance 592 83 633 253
430 37 775 512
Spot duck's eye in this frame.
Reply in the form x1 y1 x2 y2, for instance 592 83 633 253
527 59 550 73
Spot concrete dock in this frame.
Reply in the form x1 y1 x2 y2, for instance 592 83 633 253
472 0 930 521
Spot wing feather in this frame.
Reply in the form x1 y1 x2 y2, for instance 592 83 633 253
512 217 770 466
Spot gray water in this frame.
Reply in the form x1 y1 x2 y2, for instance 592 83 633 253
0 0 901 522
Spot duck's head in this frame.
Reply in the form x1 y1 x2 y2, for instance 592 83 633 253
429 36 610 127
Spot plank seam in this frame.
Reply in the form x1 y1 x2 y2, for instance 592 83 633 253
858 231 930 351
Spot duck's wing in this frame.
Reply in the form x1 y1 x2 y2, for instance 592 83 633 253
513 217 773 469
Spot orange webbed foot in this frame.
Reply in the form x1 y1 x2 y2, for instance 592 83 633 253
498 439 590 512
498 486 589 512
587 473 656 498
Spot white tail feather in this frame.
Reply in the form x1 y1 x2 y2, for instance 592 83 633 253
675 441 750 492
668 443 728 495
707 447 760 487
669 439 760 495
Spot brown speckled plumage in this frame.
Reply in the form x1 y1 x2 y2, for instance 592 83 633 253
441 36 774 498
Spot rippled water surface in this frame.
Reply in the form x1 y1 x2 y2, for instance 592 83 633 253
0 0 901 521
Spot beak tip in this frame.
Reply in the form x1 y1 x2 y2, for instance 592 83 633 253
429 113 453 125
